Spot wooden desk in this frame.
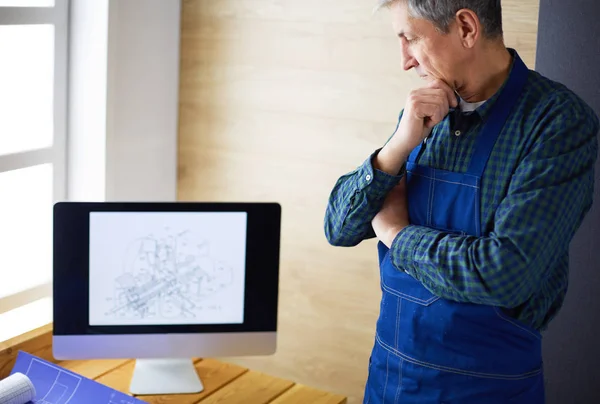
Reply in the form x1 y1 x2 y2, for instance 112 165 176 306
59 357 347 403
0 325 347 404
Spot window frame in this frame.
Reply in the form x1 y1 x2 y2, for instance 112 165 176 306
0 0 69 315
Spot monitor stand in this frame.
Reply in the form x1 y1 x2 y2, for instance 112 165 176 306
129 358 204 395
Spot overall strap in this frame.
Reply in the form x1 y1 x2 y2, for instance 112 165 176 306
467 53 529 176
377 241 389 266
407 142 423 164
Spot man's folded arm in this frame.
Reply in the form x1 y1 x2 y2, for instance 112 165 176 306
389 94 600 308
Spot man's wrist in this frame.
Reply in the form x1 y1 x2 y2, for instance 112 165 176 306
374 144 410 175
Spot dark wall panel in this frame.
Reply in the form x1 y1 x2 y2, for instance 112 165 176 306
535 1 600 403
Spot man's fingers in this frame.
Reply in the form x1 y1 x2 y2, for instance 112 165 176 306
409 89 447 105
428 78 458 108
410 100 446 124
414 89 449 110
407 90 450 124
427 79 456 107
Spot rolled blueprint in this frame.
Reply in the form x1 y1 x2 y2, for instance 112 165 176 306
0 372 36 404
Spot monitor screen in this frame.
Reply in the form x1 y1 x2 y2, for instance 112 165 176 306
53 202 280 337
88 211 247 327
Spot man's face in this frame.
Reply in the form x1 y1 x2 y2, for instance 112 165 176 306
390 1 465 89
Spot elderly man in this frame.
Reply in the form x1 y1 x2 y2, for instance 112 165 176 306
324 0 599 403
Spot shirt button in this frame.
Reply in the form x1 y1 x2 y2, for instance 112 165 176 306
366 174 372 181
455 130 461 136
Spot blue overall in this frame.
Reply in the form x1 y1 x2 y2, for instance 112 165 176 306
363 55 545 403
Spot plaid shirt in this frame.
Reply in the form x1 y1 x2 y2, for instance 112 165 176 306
324 54 599 331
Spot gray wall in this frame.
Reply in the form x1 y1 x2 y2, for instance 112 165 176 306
535 0 600 403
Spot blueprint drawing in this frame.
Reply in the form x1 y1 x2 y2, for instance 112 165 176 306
88 212 247 326
104 228 234 321
10 351 145 404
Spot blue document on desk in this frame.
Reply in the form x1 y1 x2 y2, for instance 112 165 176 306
10 351 145 404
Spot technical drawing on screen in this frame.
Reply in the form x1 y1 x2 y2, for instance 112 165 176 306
88 211 247 326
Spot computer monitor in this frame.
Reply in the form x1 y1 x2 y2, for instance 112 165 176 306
52 202 281 395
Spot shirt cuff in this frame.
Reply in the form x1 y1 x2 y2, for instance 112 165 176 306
389 224 430 275
353 148 406 198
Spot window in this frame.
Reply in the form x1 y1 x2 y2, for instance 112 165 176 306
0 0 68 341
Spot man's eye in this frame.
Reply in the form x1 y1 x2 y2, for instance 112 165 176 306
399 35 417 44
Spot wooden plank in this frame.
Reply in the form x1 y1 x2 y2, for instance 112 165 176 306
93 358 248 403
59 359 132 380
269 384 347 404
198 370 294 404
0 324 54 379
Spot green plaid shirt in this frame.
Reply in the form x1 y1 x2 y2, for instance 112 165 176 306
324 52 599 331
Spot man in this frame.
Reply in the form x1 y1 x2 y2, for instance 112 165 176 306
323 0 599 403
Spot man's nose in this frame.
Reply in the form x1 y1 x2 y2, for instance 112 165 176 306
403 57 418 71
401 46 418 71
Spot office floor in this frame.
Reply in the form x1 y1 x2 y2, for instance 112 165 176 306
177 1 540 402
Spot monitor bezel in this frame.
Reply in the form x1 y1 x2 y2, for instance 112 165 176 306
52 201 281 337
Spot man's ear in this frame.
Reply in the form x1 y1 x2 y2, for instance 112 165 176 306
454 8 480 48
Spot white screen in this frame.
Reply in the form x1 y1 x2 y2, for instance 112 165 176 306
88 211 247 326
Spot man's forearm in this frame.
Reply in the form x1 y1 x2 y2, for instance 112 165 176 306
373 112 433 175
372 142 410 176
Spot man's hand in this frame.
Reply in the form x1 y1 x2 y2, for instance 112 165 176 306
405 78 458 127
372 177 410 248
374 79 457 175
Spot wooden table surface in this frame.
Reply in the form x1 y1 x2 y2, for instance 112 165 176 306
0 325 346 403
57 357 347 404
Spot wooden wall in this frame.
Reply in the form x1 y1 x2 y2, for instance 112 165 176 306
177 1 540 402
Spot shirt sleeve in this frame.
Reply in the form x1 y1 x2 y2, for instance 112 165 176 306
324 112 406 247
323 149 405 246
390 93 600 308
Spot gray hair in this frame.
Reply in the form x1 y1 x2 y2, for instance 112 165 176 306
376 0 503 39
